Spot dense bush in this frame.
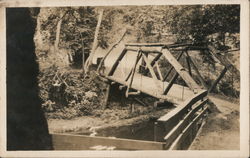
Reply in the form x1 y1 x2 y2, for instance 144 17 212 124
38 66 107 119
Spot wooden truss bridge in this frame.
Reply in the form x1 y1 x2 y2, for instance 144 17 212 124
51 41 239 150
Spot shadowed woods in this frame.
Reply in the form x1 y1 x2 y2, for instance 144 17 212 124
7 8 52 150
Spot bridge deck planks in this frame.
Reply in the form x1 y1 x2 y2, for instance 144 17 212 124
106 73 194 105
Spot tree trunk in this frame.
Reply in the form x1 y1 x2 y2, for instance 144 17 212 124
84 9 104 72
55 17 62 51
82 46 85 73
36 15 43 47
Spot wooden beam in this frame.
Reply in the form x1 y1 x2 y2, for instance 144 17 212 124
158 90 207 134
164 99 208 149
107 48 127 76
97 28 127 73
169 106 208 150
51 133 165 150
208 66 228 93
143 53 162 75
105 75 193 105
163 51 184 81
207 45 239 76
125 43 173 47
186 56 192 76
161 48 201 93
207 45 232 68
142 53 162 90
126 46 162 53
103 83 111 109
185 51 207 89
125 43 192 48
125 51 142 82
170 46 208 51
163 72 179 95
155 61 163 81
151 53 162 66
126 51 142 97
134 98 149 106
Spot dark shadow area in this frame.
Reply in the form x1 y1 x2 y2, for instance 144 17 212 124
7 8 53 150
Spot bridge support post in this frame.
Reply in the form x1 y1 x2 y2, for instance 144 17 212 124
129 99 135 113
103 83 111 109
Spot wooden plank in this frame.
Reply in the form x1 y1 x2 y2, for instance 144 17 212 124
106 73 194 105
164 99 208 148
158 90 207 134
169 107 208 150
107 48 127 76
208 66 228 93
161 48 201 93
51 133 165 150
163 51 184 81
163 72 179 95
142 53 162 90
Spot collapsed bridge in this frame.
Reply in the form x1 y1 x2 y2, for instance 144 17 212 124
51 40 239 150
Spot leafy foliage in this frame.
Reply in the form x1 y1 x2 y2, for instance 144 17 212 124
36 5 240 119
164 5 240 45
38 66 108 119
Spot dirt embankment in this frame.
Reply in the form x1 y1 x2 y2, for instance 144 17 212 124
47 106 173 134
190 95 239 150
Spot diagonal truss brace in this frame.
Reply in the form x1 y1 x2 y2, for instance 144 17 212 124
161 48 202 94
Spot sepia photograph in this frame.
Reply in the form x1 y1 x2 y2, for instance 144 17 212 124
0 0 249 157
